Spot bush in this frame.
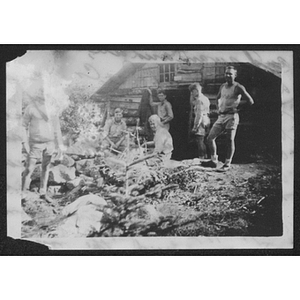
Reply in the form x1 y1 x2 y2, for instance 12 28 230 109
60 85 105 145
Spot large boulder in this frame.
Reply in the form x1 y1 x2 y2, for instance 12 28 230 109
52 194 108 237
62 194 107 216
75 206 104 236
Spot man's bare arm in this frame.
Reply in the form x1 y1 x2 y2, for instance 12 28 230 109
237 85 254 106
192 100 202 131
161 102 174 124
215 84 223 110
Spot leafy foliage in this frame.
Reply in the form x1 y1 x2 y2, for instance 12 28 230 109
60 85 105 145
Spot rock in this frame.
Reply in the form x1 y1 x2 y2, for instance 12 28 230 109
60 155 75 167
62 194 107 216
139 204 162 224
21 190 40 202
162 159 185 169
53 194 106 237
192 158 201 165
156 203 180 218
49 165 76 184
66 177 84 190
79 174 94 183
76 205 104 236
75 159 95 176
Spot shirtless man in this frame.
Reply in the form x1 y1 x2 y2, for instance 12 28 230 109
149 88 174 131
201 66 254 171
143 114 174 162
22 78 65 202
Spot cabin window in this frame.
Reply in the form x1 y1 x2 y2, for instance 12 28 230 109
159 64 176 83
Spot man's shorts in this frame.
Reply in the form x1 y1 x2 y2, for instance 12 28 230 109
195 115 211 136
29 141 56 159
213 113 239 131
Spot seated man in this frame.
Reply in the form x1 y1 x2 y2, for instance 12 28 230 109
101 108 128 153
143 114 173 161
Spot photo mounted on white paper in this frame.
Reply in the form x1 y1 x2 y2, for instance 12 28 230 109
6 50 293 249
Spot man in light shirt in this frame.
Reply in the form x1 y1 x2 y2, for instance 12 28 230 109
189 82 211 160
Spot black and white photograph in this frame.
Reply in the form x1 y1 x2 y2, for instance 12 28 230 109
6 49 293 250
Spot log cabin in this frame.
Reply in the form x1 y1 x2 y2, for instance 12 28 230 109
90 62 281 161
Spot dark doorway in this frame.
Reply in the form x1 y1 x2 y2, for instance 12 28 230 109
166 87 195 160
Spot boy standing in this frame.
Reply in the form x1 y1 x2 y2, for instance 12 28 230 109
189 83 211 159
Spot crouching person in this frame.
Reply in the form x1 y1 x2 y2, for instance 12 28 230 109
143 114 173 162
101 108 128 153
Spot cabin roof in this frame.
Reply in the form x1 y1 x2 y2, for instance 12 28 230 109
90 62 145 100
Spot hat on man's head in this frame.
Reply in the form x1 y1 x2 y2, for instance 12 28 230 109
114 107 123 114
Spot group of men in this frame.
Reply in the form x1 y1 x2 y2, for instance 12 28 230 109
132 65 254 172
22 65 254 202
101 88 174 159
190 66 254 171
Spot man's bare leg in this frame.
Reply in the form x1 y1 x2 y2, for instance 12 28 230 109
224 129 237 167
201 124 223 167
22 156 37 193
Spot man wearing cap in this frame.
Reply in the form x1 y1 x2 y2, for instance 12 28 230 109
101 108 128 152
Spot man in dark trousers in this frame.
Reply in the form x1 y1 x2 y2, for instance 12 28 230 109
201 66 254 171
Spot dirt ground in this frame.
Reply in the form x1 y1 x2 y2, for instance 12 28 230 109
21 154 282 238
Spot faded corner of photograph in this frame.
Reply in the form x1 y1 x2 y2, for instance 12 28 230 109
6 49 289 249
